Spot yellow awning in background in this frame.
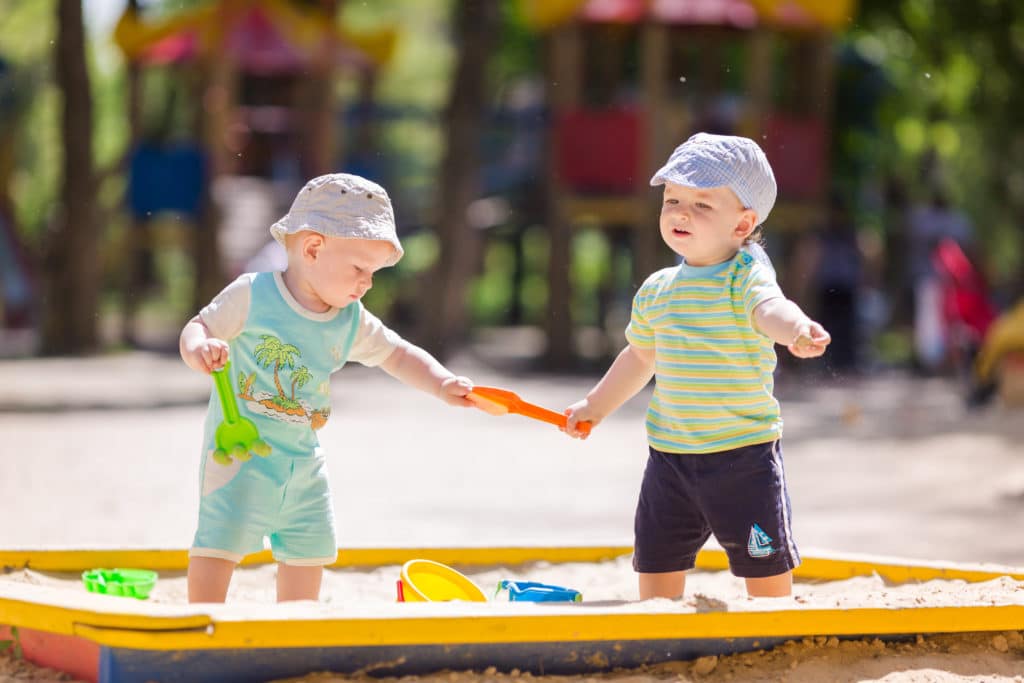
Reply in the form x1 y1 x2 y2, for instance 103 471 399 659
747 0 856 29
112 0 397 67
517 0 583 30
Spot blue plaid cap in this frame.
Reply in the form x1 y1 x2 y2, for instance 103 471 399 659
650 133 777 227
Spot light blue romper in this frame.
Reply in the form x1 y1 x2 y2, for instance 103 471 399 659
191 272 360 565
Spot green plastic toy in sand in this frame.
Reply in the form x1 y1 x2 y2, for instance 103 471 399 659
211 361 271 465
81 568 157 600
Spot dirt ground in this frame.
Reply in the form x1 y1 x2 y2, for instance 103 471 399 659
2 350 1024 682
4 631 1024 683
272 632 1024 683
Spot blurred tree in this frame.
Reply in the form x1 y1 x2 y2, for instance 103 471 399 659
419 0 502 358
40 0 100 353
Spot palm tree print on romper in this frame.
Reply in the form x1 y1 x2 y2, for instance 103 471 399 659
236 335 331 430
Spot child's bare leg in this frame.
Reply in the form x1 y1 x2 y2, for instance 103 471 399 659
276 563 323 602
639 571 686 600
745 571 792 597
188 557 236 603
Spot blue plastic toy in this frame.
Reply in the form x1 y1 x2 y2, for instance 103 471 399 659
497 580 582 602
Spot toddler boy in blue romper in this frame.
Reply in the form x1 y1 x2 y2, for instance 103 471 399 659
179 174 475 603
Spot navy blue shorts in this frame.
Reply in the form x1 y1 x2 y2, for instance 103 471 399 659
633 441 799 578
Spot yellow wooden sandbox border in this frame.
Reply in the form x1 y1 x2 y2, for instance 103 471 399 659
2 545 1023 652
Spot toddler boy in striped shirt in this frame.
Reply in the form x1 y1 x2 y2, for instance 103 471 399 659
563 133 830 599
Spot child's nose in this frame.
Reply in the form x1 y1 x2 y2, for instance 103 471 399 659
670 208 689 223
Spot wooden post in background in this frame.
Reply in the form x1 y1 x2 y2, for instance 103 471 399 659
543 22 581 368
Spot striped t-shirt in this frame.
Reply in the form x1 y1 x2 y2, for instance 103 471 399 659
625 250 785 454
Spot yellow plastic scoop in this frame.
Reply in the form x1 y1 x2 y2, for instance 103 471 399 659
398 559 487 602
468 386 592 436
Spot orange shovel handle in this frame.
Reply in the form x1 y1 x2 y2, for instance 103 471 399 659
470 386 592 436
516 402 592 436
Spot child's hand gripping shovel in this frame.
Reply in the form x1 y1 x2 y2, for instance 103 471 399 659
467 386 592 436
211 361 272 465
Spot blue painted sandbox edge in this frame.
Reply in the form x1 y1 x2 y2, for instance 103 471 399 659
101 637 800 683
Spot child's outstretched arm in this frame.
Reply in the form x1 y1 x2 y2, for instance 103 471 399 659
564 343 655 439
379 340 474 407
180 316 230 374
753 298 831 358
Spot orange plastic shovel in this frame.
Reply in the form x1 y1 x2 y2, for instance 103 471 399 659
467 386 592 436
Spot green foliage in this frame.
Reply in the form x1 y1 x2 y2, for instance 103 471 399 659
848 0 1024 285
470 240 516 325
342 0 453 110
0 625 22 659
518 226 549 323
873 328 914 366
570 229 612 326
0 1 58 242
359 272 397 320
397 232 439 274
489 1 542 89
0 2 55 63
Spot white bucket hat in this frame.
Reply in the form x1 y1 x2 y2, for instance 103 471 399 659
270 173 404 266
650 133 777 227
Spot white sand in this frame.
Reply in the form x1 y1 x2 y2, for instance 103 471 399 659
6 555 1024 612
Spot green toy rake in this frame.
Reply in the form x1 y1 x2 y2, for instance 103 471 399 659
211 361 271 465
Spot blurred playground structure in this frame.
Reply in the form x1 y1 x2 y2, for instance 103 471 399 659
518 0 850 365
1 0 1022 399
108 0 398 342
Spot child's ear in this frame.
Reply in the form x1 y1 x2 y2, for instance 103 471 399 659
733 209 758 241
302 233 326 262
